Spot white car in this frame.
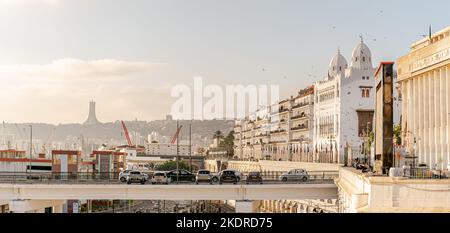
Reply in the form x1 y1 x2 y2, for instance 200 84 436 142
151 171 169 184
119 169 132 182
279 169 309 182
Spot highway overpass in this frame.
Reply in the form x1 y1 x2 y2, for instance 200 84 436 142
0 183 337 201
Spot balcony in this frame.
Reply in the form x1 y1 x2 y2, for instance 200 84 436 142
291 125 308 131
279 107 290 113
291 102 310 109
291 113 308 120
270 129 287 135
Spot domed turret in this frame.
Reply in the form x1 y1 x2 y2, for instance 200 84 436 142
350 36 373 70
328 49 348 78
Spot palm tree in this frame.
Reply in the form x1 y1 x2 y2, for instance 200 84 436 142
213 130 224 140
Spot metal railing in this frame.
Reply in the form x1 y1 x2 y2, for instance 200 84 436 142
407 168 449 179
249 170 339 182
0 170 338 184
0 172 121 183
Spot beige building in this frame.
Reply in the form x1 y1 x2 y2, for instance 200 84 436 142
233 86 315 161
397 26 450 169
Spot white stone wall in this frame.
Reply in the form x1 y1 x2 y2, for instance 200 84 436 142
337 167 450 212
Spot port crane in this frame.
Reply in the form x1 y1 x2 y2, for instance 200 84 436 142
170 125 182 144
120 120 134 147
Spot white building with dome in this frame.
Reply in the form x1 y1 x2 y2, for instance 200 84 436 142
313 37 376 164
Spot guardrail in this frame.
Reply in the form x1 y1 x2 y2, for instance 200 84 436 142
255 170 339 181
0 170 338 184
408 168 449 179
0 172 121 183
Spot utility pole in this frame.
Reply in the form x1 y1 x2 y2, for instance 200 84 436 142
29 125 32 174
176 120 179 184
189 124 192 172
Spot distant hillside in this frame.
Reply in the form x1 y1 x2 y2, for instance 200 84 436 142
1 119 234 144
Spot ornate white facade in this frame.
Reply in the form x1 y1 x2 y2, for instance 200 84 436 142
313 38 375 164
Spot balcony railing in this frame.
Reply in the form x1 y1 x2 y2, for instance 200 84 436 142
291 114 308 120
291 125 308 131
270 129 286 133
291 102 309 109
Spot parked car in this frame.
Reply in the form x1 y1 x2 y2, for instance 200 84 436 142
279 169 309 182
211 170 241 183
195 169 212 184
219 170 239 184
211 172 220 183
245 171 263 184
151 171 169 184
126 170 148 184
166 169 196 183
119 169 132 182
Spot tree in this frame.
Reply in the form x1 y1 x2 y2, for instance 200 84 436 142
213 130 224 140
219 131 235 158
393 124 402 145
197 147 205 155
367 131 374 150
145 162 155 170
155 160 189 171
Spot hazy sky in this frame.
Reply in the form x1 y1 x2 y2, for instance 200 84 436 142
0 0 449 124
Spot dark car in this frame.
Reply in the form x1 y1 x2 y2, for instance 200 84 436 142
219 170 239 184
166 169 196 183
245 171 263 184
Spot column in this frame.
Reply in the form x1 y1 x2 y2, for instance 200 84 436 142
421 75 427 165
234 201 260 213
430 71 436 167
408 79 414 152
436 70 442 169
428 71 436 167
414 77 420 162
447 65 450 169
401 81 408 146
53 205 63 213
438 68 448 169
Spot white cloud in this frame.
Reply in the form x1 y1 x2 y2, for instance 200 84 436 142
0 0 62 7
0 58 171 123
0 58 165 81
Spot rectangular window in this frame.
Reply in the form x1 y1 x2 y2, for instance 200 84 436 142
357 110 374 137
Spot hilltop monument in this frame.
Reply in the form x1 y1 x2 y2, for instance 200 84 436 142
84 101 101 125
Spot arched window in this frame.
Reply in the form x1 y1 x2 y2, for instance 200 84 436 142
339 66 342 71
365 89 370 98
363 57 366 62
355 57 358 62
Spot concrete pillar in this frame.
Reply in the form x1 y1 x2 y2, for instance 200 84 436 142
53 204 63 213
234 201 260 213
9 200 65 213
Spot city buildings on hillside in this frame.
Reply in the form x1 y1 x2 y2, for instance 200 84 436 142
145 143 190 156
397 26 450 169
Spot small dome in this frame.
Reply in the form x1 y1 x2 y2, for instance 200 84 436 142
350 36 373 69
328 49 348 77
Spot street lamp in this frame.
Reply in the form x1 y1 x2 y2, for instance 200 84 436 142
29 125 32 174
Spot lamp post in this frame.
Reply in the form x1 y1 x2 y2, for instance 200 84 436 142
176 120 179 184
189 124 192 172
29 125 32 174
